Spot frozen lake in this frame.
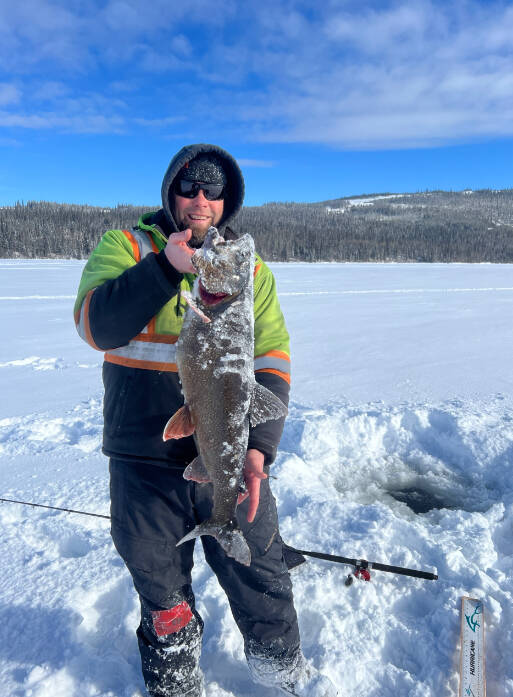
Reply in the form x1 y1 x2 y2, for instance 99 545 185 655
0 259 511 697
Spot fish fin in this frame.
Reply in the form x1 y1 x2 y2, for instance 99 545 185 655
249 383 288 427
183 455 211 483
163 404 195 441
176 520 251 566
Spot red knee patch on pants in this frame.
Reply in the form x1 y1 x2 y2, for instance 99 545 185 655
151 602 193 637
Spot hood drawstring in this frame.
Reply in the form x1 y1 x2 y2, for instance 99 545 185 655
175 286 188 317
175 287 183 317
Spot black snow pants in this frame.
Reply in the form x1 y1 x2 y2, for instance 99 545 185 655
109 458 300 697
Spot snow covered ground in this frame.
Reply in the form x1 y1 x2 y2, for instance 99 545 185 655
326 193 408 212
0 258 512 697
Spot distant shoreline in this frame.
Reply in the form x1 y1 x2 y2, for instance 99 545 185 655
1 190 512 262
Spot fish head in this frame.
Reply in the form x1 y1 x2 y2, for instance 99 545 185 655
192 226 254 307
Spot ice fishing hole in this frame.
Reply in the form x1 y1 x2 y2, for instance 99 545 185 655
387 487 452 514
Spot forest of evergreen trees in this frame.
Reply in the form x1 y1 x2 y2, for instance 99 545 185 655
1 189 512 262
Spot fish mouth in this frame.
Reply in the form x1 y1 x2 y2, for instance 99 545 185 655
198 281 231 306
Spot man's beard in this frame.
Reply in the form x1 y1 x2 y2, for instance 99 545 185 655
178 221 209 248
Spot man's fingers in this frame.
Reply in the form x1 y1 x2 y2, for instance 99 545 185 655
236 478 261 520
246 477 262 523
246 496 259 523
240 449 266 522
164 229 196 273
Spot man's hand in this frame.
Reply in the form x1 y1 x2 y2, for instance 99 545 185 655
164 230 196 274
238 448 268 523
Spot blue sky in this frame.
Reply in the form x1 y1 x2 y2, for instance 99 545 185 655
1 0 513 207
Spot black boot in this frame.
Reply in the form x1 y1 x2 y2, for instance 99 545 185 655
247 649 338 697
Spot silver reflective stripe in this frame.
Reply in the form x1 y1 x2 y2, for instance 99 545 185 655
107 340 177 364
131 229 155 259
75 290 99 347
76 300 88 343
254 356 290 373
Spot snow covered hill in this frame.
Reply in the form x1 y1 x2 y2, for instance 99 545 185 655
0 259 512 697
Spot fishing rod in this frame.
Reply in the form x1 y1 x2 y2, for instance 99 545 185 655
1 497 438 582
282 544 438 583
0 496 110 520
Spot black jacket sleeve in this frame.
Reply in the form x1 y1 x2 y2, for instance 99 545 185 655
247 371 290 466
89 250 183 350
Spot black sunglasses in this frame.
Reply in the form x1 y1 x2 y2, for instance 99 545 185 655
174 178 225 201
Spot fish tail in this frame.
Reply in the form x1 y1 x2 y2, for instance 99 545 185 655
177 520 251 566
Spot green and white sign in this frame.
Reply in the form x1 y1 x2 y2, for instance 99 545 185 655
459 597 486 697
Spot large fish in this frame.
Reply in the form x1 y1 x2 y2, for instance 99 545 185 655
163 227 288 566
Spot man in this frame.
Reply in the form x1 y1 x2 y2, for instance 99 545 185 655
74 144 337 697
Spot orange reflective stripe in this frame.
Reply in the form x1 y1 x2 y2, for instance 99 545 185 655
144 317 157 334
256 349 290 362
133 332 179 344
254 263 262 277
122 229 140 262
104 354 178 372
255 368 291 384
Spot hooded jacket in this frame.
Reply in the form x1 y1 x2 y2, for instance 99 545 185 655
74 144 290 468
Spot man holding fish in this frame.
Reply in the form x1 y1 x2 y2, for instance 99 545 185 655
74 144 337 697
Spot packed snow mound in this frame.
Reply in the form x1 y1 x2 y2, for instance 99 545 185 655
1 396 511 696
0 398 103 456
280 397 513 515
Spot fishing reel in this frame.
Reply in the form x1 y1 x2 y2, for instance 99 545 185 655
344 560 372 586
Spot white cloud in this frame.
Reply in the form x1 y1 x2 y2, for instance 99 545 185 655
109 80 139 93
1 1 513 149
0 1 91 72
0 0 238 73
0 83 21 106
170 34 193 56
229 0 513 149
0 110 125 134
326 3 437 53
31 82 70 102
237 159 275 167
134 116 185 128
0 136 22 147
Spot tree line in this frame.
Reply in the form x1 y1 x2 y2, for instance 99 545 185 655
1 189 512 262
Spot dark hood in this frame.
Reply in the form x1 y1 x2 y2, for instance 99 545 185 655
160 143 245 234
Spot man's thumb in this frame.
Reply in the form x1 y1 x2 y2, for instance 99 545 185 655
171 229 192 244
